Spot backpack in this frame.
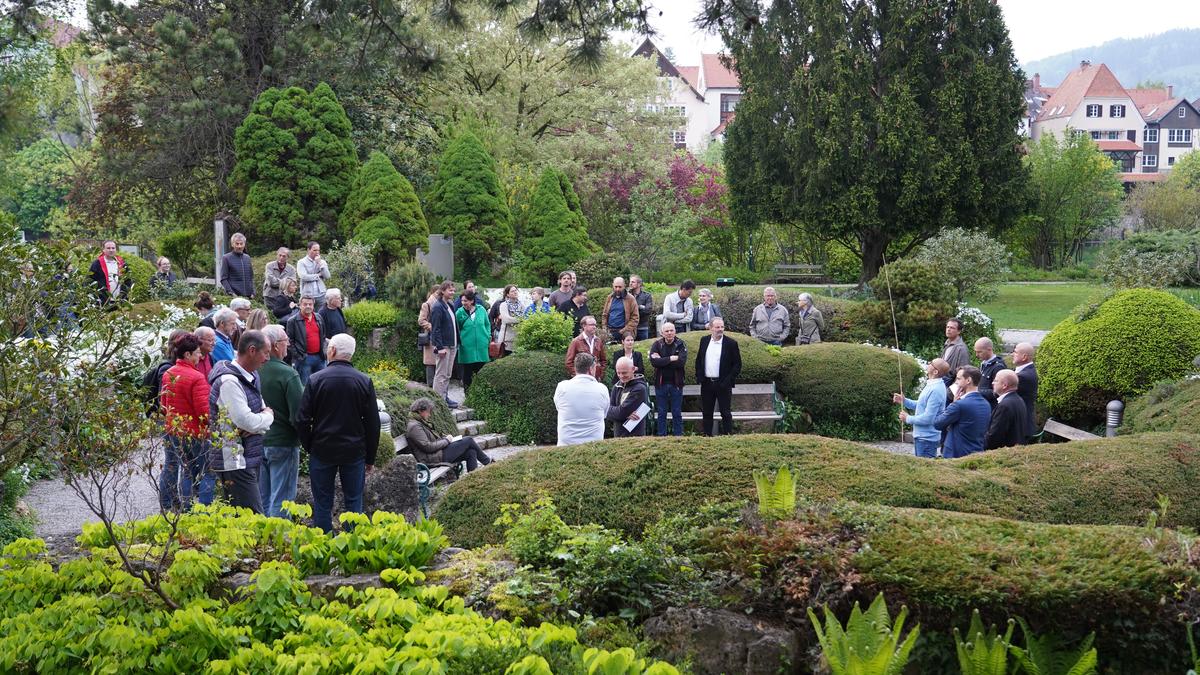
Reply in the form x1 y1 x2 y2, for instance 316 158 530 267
141 360 173 417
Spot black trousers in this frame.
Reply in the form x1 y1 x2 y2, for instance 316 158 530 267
218 467 262 513
700 380 733 436
443 437 492 471
461 361 485 391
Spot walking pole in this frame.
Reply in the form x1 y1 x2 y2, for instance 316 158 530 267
879 252 906 443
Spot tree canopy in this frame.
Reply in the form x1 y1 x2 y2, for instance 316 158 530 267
427 131 513 277
722 0 1029 282
342 151 429 272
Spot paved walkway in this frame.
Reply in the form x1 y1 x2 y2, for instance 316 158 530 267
998 329 1048 348
25 444 164 538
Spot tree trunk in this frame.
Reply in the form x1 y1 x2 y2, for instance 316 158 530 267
859 234 889 285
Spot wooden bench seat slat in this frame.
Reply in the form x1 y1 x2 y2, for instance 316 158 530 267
652 383 777 397
1041 419 1099 441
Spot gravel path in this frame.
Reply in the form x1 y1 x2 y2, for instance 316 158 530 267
999 329 1048 348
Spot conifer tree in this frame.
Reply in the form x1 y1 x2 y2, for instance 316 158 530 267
341 151 429 273
520 167 595 285
232 82 358 246
427 131 513 277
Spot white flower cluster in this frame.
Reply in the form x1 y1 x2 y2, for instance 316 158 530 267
955 303 994 329
15 464 33 485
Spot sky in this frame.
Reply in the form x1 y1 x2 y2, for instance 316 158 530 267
638 0 1200 67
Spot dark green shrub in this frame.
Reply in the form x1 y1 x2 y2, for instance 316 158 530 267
122 255 156 303
871 257 956 346
516 310 573 354
1040 289 1200 425
157 228 202 276
1124 377 1200 435
434 432 1200 547
467 351 564 445
375 432 396 467
381 261 439 310
0 469 35 545
777 343 921 440
1103 229 1200 286
571 251 629 290
343 300 400 335
634 330 777 386
371 371 456 436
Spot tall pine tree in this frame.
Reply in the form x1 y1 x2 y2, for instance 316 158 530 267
427 131 513 278
232 82 358 247
520 167 595 285
341 151 430 273
723 0 1028 282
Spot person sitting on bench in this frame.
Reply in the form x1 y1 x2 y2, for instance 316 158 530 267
405 397 492 471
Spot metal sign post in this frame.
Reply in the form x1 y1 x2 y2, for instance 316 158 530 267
214 217 226 288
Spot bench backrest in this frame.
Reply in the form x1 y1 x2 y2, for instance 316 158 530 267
652 382 777 398
1042 418 1099 441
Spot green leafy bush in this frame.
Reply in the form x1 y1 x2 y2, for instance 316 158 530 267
343 299 400 335
517 310 574 354
1099 247 1191 289
380 260 439 310
434 432 1200 546
325 239 376 302
371 371 456 436
571 251 630 290
1039 289 1200 425
1124 377 1200 435
0 468 35 545
914 228 1012 302
158 228 203 276
122 254 156 303
466 351 563 445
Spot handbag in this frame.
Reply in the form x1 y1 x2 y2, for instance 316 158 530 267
417 331 430 348
488 325 504 359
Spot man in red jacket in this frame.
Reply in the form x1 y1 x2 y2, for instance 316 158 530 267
160 333 215 508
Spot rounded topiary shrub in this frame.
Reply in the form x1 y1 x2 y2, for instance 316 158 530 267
777 343 921 440
1124 377 1200 435
633 330 778 386
344 300 401 335
467 350 564 445
516 310 573 354
1039 289 1200 426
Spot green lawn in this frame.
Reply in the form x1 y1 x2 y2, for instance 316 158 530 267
970 283 1100 330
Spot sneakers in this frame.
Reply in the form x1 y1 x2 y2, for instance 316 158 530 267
444 396 460 409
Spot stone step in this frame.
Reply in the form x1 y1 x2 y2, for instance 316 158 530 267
456 419 488 436
474 433 509 450
452 407 475 422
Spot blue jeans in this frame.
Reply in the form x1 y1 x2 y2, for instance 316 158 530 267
913 438 939 459
160 435 215 509
636 326 649 341
656 384 684 436
763 339 783 346
259 446 300 518
297 353 325 385
308 455 365 533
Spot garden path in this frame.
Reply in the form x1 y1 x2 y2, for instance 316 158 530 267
999 329 1049 350
26 442 164 538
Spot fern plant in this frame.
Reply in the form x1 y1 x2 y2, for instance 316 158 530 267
753 466 796 521
954 609 1015 675
808 594 919 675
1187 621 1200 675
1009 617 1098 675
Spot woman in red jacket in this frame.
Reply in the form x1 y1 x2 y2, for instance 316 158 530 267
159 332 214 508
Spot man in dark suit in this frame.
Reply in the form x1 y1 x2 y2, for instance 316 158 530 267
1013 342 1039 438
695 317 742 436
984 370 1030 450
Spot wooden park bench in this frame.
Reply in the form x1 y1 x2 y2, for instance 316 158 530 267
648 382 785 431
772 264 825 283
1035 418 1099 442
394 434 466 518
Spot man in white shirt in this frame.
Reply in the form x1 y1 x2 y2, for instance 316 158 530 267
695 317 742 436
661 279 695 334
297 241 331 311
554 352 610 446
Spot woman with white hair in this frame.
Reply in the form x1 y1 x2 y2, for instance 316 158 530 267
795 292 824 345
404 397 492 471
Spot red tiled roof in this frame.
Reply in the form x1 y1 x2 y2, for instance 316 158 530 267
711 118 733 136
1037 63 1129 122
678 66 700 90
1127 88 1172 109
700 53 739 89
1096 140 1142 152
1139 98 1183 122
1120 173 1166 183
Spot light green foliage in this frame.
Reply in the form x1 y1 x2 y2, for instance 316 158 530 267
1099 229 1200 287
381 260 439 310
427 131 513 277
520 167 595 286
341 151 429 272
1124 377 1200 435
0 505 679 673
1 138 77 237
914 228 1012 302
954 610 1015 675
496 497 573 569
158 228 203 277
343 300 400 334
0 468 35 545
122 254 156 303
1039 289 1200 424
1097 246 1190 289
1176 151 1200 190
621 178 702 279
753 466 797 521
325 239 376 303
1017 132 1123 269
1124 175 1200 231
517 310 575 354
808 594 919 675
232 83 358 246
1008 618 1097 675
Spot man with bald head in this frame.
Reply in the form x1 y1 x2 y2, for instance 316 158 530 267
984 369 1029 450
973 337 1006 406
1012 342 1039 438
894 358 950 458
605 356 649 437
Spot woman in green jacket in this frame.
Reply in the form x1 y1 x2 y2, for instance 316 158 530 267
455 291 492 391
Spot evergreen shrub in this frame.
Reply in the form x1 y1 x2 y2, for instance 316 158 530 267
520 168 595 286
467 351 564 445
1039 289 1200 425
381 261 439 309
1124 377 1200 435
371 371 456 436
118 255 156 303
343 300 400 334
341 151 429 272
571 252 630 290
435 432 1200 546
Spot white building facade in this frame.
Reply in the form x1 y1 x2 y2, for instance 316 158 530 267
633 39 741 154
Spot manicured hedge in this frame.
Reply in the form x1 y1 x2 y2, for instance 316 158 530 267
434 432 1200 547
630 330 778 386
1040 289 1200 426
467 350 564 445
1124 377 1200 435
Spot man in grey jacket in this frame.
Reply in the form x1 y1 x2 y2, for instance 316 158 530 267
262 247 297 301
661 280 695 334
941 318 971 386
748 287 790 345
297 242 331 311
219 232 255 298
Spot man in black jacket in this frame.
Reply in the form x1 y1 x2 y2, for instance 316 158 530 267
629 275 654 340
1013 342 1039 438
430 281 459 408
984 370 1030 450
557 287 590 336
695 317 742 436
219 232 255 298
649 322 688 436
606 357 649 437
285 297 326 384
295 333 381 533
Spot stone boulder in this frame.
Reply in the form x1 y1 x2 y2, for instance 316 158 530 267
643 607 801 674
294 453 420 527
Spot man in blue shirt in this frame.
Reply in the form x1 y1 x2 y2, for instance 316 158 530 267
933 366 991 458
893 358 949 458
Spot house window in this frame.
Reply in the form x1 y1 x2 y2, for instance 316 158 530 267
1106 130 1121 140
719 93 741 123
1145 127 1159 143
644 103 661 113
1180 106 1187 118
1090 131 1102 140
1144 155 1158 167
1086 104 1102 117
1110 105 1125 118
1169 157 1176 166
670 130 686 146
1069 129 1087 140
665 105 686 117
1168 129 1193 143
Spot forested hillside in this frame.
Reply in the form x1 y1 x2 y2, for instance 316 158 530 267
1025 28 1200 99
